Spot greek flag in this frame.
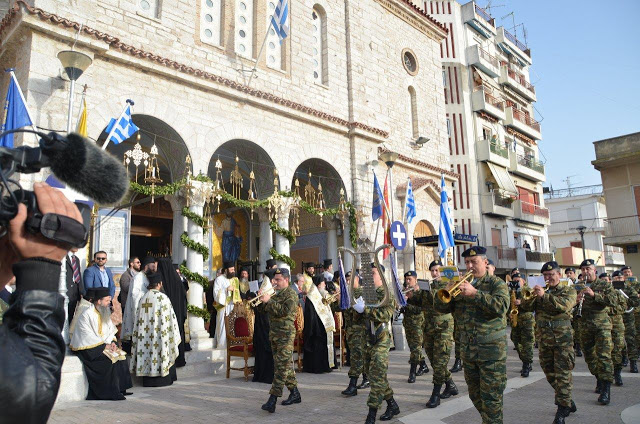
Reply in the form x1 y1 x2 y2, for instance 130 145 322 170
438 175 455 260
372 170 384 221
338 255 350 310
405 178 416 224
270 0 289 43
105 105 138 146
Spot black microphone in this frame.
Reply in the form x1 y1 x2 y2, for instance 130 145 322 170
42 132 129 205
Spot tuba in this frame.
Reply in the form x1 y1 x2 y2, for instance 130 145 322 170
339 244 390 308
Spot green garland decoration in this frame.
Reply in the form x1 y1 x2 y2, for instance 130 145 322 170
269 220 296 244
129 180 183 197
187 304 210 321
180 232 209 257
269 247 295 268
180 263 209 290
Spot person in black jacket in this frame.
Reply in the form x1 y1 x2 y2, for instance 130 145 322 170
65 248 85 324
0 182 85 424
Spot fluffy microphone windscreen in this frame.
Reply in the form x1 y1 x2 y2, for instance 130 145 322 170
48 133 129 205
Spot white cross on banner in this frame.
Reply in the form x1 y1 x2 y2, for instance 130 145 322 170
390 221 407 250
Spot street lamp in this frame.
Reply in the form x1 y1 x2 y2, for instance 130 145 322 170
576 225 587 261
57 50 92 133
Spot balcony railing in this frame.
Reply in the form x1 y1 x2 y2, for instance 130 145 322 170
492 190 513 208
517 154 545 174
520 201 549 218
483 90 505 111
511 108 541 132
477 46 499 68
525 250 553 263
503 29 530 56
604 215 640 238
489 141 509 158
506 68 535 94
495 246 517 260
474 4 495 27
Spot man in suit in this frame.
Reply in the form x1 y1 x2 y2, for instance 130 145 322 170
118 257 140 316
66 248 85 324
83 251 116 299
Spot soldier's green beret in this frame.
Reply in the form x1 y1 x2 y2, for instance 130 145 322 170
621 265 631 272
541 261 559 273
565 267 576 273
612 271 622 278
404 270 417 278
462 246 486 257
580 259 595 268
273 267 290 278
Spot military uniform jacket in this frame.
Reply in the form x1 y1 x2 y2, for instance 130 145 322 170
404 289 428 325
521 284 575 344
425 279 453 322
513 287 534 320
609 290 628 316
344 287 365 329
579 278 617 318
435 272 509 362
364 287 395 327
261 285 298 337
623 284 640 313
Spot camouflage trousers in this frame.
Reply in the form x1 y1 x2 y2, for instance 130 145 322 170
537 323 574 408
364 330 393 409
579 315 613 382
510 314 535 363
404 316 424 364
464 358 507 424
635 311 640 360
424 316 454 385
269 333 297 397
611 314 626 367
572 316 582 346
453 319 461 359
346 325 365 378
623 312 637 360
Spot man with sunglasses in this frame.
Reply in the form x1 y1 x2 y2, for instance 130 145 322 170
83 251 115 299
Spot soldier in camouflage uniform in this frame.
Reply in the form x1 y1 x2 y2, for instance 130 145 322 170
622 265 640 373
258 268 301 413
565 268 583 357
612 271 639 381
342 272 367 396
509 273 535 377
521 261 576 424
357 264 399 424
424 259 457 408
435 246 509 424
617 269 640 373
576 259 617 405
402 270 428 383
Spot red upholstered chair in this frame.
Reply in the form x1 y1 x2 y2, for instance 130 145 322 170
333 312 346 368
225 303 255 381
293 304 304 371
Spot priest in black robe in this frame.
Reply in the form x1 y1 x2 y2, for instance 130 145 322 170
70 288 132 400
158 258 188 367
303 276 333 374
250 260 277 384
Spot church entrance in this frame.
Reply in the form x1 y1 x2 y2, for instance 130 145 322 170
414 219 436 280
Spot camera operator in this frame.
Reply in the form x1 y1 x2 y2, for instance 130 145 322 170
0 182 84 424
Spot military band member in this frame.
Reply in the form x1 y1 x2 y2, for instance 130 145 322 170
612 271 639 379
509 273 535 377
521 262 576 424
623 265 640 373
435 246 509 424
566 267 582 357
342 272 367 396
616 269 640 373
357 264 399 423
449 261 464 374
424 259 457 408
402 270 428 383
576 259 617 405
259 268 301 413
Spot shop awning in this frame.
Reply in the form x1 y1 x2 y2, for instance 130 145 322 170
486 162 518 194
414 233 478 247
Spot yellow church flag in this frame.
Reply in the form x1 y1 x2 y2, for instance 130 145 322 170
76 98 88 137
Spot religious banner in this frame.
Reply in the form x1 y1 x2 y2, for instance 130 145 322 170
94 208 130 272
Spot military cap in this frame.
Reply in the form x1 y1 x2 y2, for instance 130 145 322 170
541 261 559 273
323 259 332 268
461 246 486 257
92 287 110 300
404 270 417 278
565 267 576 274
580 259 595 268
428 259 443 270
273 267 290 278
265 258 277 269
621 265 632 272
487 259 495 266
612 270 622 278
512 273 522 279
599 273 609 279
371 262 385 273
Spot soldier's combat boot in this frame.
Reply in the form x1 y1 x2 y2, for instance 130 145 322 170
342 377 358 396
630 360 638 373
595 379 602 394
379 397 400 421
417 359 428 376
440 378 459 399
575 343 583 357
425 384 441 408
358 373 371 389
408 363 417 383
622 355 629 367
597 381 611 405
365 407 377 424
281 387 301 405
553 405 571 424
569 400 577 414
261 394 277 413
614 367 623 386
450 358 462 373
520 361 530 378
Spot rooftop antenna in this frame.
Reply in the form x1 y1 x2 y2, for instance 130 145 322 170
501 11 516 34
484 1 504 15
563 175 578 196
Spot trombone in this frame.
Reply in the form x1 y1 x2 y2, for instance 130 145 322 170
437 270 474 303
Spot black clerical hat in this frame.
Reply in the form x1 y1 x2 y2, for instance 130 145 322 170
147 272 163 286
93 287 110 300
142 256 156 267
323 259 332 268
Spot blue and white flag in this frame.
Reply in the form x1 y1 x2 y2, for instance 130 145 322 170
270 0 289 43
338 255 350 310
104 104 138 146
390 252 406 307
438 174 455 260
405 178 416 224
372 170 384 221
1 70 34 148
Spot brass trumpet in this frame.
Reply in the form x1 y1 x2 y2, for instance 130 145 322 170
437 270 474 303
248 286 275 307
322 292 339 305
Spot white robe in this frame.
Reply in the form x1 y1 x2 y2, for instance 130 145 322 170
70 304 118 351
69 298 92 341
213 275 234 348
121 272 149 341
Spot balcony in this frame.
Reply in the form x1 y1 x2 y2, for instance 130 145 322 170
485 246 552 272
604 215 640 246
496 27 532 66
485 246 517 270
505 106 542 140
509 152 545 182
466 45 500 77
481 189 515 217
499 65 537 102
555 247 606 268
477 137 510 167
471 88 506 120
461 1 496 38
514 200 550 226
604 247 626 266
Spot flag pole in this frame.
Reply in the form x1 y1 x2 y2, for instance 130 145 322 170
8 69 39 144
246 21 273 89
401 177 410 225
101 99 134 150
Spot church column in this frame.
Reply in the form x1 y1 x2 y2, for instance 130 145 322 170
326 219 338 267
274 198 294 270
165 193 187 265
184 181 214 350
257 208 273 272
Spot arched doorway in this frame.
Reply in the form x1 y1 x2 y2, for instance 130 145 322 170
289 158 347 274
414 219 436 280
103 115 190 262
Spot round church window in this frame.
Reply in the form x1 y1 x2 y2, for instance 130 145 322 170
402 49 419 76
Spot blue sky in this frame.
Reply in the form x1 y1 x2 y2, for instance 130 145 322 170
481 0 640 190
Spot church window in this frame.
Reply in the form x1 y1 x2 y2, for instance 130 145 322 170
235 0 254 58
408 86 419 138
138 0 160 18
402 48 419 76
200 0 222 46
312 5 328 84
